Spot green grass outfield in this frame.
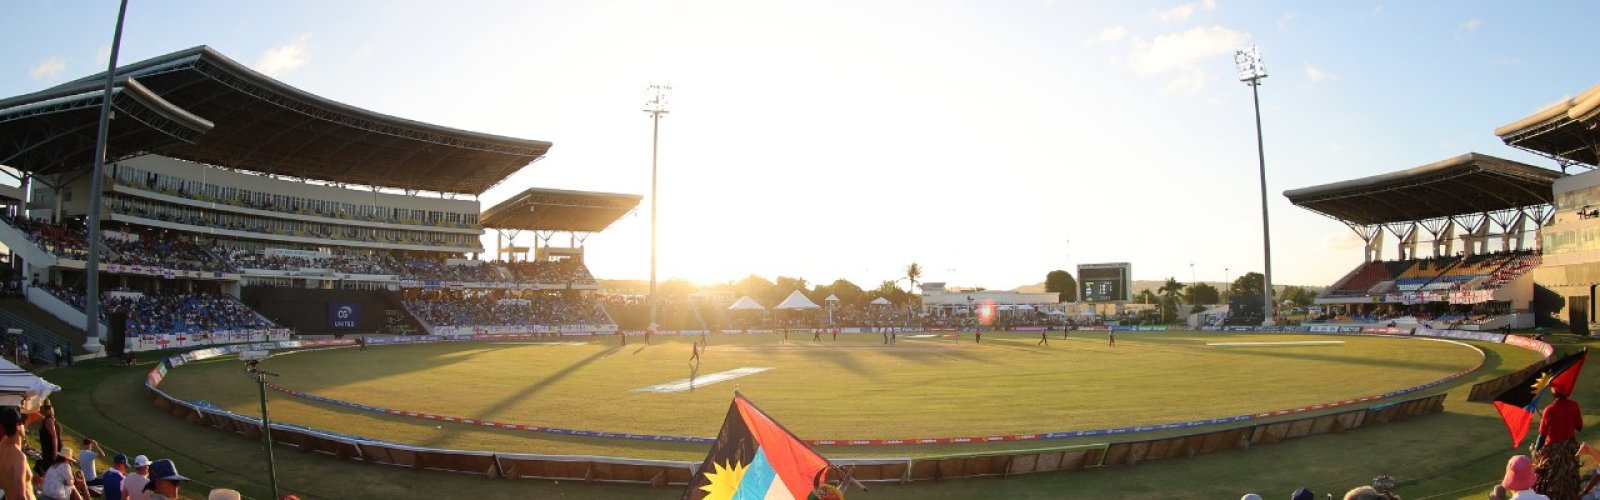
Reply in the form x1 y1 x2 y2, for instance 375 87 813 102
44 331 1595 499
161 332 1485 459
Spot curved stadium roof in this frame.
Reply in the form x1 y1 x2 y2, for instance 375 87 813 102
0 78 214 176
0 46 550 195
1283 152 1563 225
480 188 641 232
1496 82 1600 168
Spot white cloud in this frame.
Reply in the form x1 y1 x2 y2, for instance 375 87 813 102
27 57 66 79
1086 26 1128 44
1305 65 1335 83
1155 3 1196 23
255 33 313 77
1154 0 1216 22
1127 26 1250 93
1461 19 1481 32
1277 12 1297 30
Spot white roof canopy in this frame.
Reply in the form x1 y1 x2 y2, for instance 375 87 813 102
870 297 892 305
727 296 766 311
775 290 821 310
0 359 59 411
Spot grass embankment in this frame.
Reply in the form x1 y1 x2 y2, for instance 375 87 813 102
42 332 1571 499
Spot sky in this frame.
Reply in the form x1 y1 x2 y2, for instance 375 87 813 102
4 1 1597 291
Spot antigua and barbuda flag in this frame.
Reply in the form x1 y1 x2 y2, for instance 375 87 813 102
683 392 835 500
1492 348 1588 447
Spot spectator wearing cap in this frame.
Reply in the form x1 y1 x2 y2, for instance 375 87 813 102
102 454 128 500
77 438 101 484
0 406 35 500
122 455 151 500
1490 455 1550 500
1293 487 1316 500
207 489 241 500
1343 486 1398 500
143 459 187 500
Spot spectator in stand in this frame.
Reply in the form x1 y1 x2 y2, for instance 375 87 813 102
1534 387 1583 499
122 455 151 500
39 447 88 500
142 459 187 500
77 438 101 485
1491 455 1549 500
1342 486 1398 500
102 454 128 500
36 402 60 474
206 489 242 500
0 406 35 500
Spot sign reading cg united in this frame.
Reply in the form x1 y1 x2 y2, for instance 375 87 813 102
329 303 360 330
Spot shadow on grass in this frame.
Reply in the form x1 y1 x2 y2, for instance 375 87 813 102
1201 345 1474 372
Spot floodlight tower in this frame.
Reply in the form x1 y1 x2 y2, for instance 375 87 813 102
644 84 671 335
1235 45 1275 325
83 0 132 353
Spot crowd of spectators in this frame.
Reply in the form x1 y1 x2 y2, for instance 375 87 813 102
40 285 272 337
7 216 87 261
504 259 596 285
405 291 611 328
5 216 227 271
227 251 393 275
3 216 601 287
103 291 274 337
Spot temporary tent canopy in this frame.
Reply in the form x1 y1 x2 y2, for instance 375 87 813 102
727 296 766 311
0 359 59 411
775 291 821 310
870 297 892 306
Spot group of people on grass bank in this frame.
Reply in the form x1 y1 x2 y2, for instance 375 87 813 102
1238 383 1590 500
0 404 302 500
1484 385 1587 500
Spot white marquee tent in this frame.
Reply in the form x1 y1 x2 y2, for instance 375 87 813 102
727 296 766 311
775 291 821 310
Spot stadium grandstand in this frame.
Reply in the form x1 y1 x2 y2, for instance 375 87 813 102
1498 82 1600 333
1284 152 1560 331
0 45 637 359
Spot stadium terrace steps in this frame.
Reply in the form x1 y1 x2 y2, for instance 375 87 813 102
0 298 88 354
0 221 58 270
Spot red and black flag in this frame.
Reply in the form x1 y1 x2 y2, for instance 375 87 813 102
1492 348 1588 447
684 393 835 500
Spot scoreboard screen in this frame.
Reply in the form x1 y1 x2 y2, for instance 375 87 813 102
1077 263 1131 303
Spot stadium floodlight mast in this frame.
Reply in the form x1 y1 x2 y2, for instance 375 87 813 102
1235 45 1276 325
644 84 671 335
83 0 132 352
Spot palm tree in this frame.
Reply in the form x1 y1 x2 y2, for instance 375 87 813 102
904 262 922 296
1132 289 1152 304
1158 277 1184 323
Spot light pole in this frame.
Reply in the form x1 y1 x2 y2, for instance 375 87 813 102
83 0 132 353
244 358 280 500
1235 45 1275 325
644 84 671 336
